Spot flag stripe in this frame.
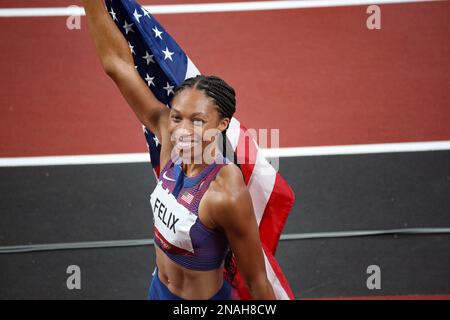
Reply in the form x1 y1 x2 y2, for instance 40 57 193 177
231 122 294 298
235 124 257 185
184 57 201 80
263 246 294 300
248 150 277 225
227 118 241 152
259 173 295 253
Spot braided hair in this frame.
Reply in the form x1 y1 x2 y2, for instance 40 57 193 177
172 75 238 286
173 74 236 122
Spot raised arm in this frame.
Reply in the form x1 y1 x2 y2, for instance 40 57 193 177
82 1 169 141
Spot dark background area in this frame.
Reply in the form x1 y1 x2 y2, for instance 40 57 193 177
1 151 449 299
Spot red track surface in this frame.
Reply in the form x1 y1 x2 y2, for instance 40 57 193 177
1 1 449 157
307 294 450 300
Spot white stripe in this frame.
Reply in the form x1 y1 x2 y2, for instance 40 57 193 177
247 148 277 225
263 251 290 300
184 56 200 80
227 117 241 151
262 140 450 158
0 140 449 167
0 0 439 17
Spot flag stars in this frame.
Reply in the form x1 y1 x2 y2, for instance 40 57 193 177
128 41 135 55
152 26 163 39
162 47 174 61
142 51 155 65
109 8 118 21
163 82 174 96
145 74 156 87
143 8 151 18
133 9 143 23
123 20 134 35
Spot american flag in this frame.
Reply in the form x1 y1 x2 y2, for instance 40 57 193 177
180 191 194 205
105 0 295 300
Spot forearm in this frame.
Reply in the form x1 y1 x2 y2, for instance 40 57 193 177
82 0 133 72
247 276 276 300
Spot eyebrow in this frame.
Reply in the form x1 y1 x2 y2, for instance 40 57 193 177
170 107 206 118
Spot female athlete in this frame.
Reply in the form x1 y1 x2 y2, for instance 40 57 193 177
83 1 275 300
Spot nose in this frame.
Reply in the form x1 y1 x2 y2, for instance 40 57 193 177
177 120 196 136
179 119 193 131
173 127 194 141
179 119 204 136
171 119 204 142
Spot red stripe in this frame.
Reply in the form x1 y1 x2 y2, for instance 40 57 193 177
263 244 295 300
153 165 161 179
259 173 295 254
154 228 194 256
235 124 257 185
235 124 295 251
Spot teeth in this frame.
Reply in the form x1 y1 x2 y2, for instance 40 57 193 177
179 136 198 141
177 140 200 149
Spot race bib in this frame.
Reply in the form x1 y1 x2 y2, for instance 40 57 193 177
150 181 197 254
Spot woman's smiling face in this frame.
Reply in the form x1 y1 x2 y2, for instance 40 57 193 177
169 88 229 164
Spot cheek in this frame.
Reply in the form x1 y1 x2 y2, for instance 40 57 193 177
168 120 187 139
168 120 177 135
200 124 221 142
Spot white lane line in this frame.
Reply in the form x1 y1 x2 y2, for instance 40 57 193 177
0 140 449 167
0 0 440 17
0 153 151 167
262 140 450 158
1 228 449 253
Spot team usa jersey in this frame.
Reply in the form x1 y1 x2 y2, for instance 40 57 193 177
150 154 230 271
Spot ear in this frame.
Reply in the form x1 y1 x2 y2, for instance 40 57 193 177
218 117 230 133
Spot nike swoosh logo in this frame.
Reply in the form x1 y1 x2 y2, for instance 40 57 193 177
162 171 176 182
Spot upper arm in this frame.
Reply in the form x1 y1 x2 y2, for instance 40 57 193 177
209 167 267 284
107 57 170 142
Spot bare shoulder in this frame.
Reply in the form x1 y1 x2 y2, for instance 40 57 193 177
205 163 254 232
209 163 246 201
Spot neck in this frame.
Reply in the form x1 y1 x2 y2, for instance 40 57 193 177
181 144 221 177
182 161 209 177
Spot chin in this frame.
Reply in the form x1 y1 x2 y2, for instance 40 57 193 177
177 148 203 165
